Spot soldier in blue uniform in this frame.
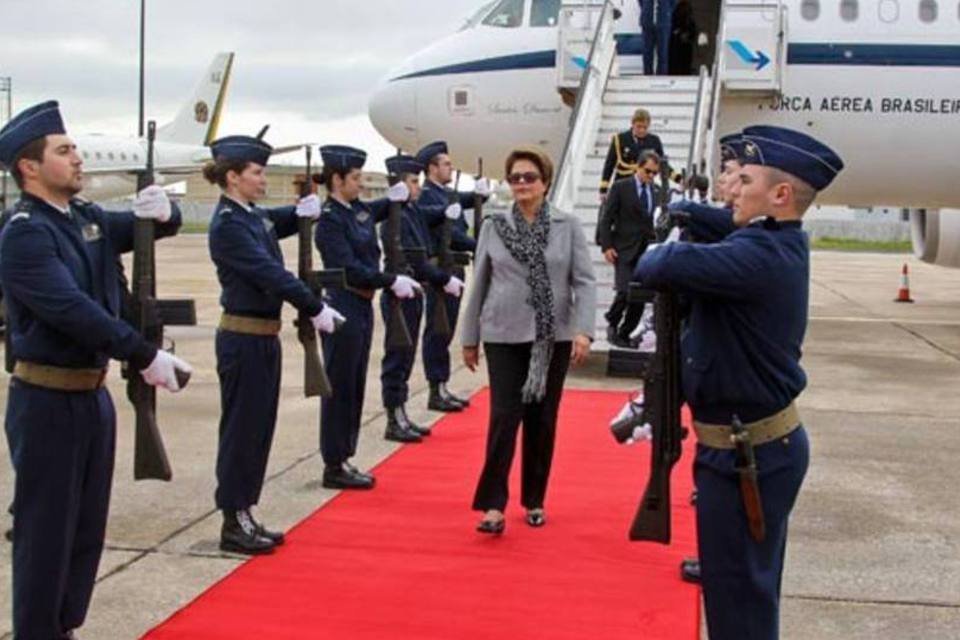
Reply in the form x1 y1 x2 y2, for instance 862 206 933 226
379 154 465 442
414 141 490 412
639 0 677 75
206 135 345 555
316 145 420 489
0 101 192 639
634 125 844 640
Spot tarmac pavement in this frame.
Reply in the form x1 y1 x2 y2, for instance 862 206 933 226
0 236 957 639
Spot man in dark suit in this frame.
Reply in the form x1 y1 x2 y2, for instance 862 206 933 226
598 150 660 348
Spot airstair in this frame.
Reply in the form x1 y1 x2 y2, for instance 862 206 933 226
552 1 713 364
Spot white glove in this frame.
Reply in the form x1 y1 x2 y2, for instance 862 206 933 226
312 305 346 334
444 203 462 221
133 185 172 222
698 32 709 47
140 350 192 393
443 275 465 298
390 274 422 300
387 182 410 203
474 177 492 197
296 194 321 219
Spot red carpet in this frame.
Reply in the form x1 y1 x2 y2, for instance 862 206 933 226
144 389 700 639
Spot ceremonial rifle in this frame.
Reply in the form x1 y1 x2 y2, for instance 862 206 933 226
431 170 460 337
126 120 190 481
296 146 340 398
383 170 415 350
624 164 685 543
473 158 484 239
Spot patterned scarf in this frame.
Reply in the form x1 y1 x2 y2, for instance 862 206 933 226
492 202 555 403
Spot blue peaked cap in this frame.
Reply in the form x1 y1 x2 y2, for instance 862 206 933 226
719 133 746 163
320 145 366 171
385 154 423 176
415 140 447 168
0 100 66 167
210 135 273 166
739 126 844 191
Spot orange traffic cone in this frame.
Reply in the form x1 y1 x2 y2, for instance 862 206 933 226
894 263 914 303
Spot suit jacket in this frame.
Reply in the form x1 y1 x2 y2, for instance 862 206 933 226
460 206 597 346
597 176 658 264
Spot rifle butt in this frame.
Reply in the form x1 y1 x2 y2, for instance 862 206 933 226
628 470 672 543
132 388 173 481
432 288 452 338
386 297 414 350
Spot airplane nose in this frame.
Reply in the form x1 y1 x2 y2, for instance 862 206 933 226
369 76 418 153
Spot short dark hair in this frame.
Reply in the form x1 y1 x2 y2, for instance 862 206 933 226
504 147 554 192
202 157 252 189
320 164 354 192
9 137 48 189
640 149 661 165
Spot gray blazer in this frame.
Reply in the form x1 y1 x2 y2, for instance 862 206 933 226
461 206 597 346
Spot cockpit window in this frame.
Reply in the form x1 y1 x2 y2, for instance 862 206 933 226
461 1 497 30
482 0 524 28
531 0 561 26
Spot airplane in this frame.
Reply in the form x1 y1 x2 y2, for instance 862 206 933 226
74 52 234 201
369 0 960 267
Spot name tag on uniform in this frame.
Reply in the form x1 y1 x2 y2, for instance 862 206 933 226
81 223 102 242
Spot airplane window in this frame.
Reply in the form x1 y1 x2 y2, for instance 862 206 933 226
801 0 820 20
531 0 560 26
107 152 115 161
878 0 899 22
461 1 497 30
133 153 140 161
482 0 524 28
95 152 102 160
82 151 89 160
120 153 127 161
919 0 937 21
840 0 859 21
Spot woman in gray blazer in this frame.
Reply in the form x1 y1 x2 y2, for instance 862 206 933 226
461 147 597 534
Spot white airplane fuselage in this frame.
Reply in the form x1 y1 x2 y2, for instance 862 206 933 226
370 0 960 209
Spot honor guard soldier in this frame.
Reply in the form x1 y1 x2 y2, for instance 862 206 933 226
599 108 664 199
634 125 844 640
206 135 344 555
316 145 421 489
0 101 192 639
414 140 490 412
380 154 465 442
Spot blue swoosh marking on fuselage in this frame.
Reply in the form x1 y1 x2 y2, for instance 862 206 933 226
788 43 960 67
389 42 960 82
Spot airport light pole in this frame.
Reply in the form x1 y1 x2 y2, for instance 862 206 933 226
0 76 11 210
138 0 146 137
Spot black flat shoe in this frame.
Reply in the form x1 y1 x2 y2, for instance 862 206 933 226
680 558 701 584
525 510 546 527
476 519 505 535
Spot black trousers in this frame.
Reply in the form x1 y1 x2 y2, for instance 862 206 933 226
605 291 644 340
6 381 115 638
472 341 572 512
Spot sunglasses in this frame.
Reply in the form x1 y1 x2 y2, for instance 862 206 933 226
643 168 659 176
506 172 542 185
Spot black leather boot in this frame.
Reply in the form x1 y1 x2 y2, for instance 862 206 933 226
439 382 469 407
398 404 431 436
220 509 276 555
428 383 463 412
323 464 375 490
246 509 285 545
680 558 701 584
385 408 423 443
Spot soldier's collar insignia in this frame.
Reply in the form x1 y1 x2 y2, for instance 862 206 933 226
356 210 370 224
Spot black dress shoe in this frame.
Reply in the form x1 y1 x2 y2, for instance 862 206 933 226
525 509 546 528
245 509 285 545
476 518 505 535
323 466 375 490
680 558 701 584
606 324 618 344
611 334 635 349
220 510 276 555
343 461 374 482
385 422 423 443
439 382 469 407
690 489 698 506
4 527 11 542
398 405 431 436
428 384 463 412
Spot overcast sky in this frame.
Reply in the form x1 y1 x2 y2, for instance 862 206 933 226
0 0 488 167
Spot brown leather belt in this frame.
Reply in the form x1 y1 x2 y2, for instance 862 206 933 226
693 402 801 450
13 361 108 392
344 285 374 301
219 313 282 336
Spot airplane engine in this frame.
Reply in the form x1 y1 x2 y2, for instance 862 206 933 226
911 209 960 269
